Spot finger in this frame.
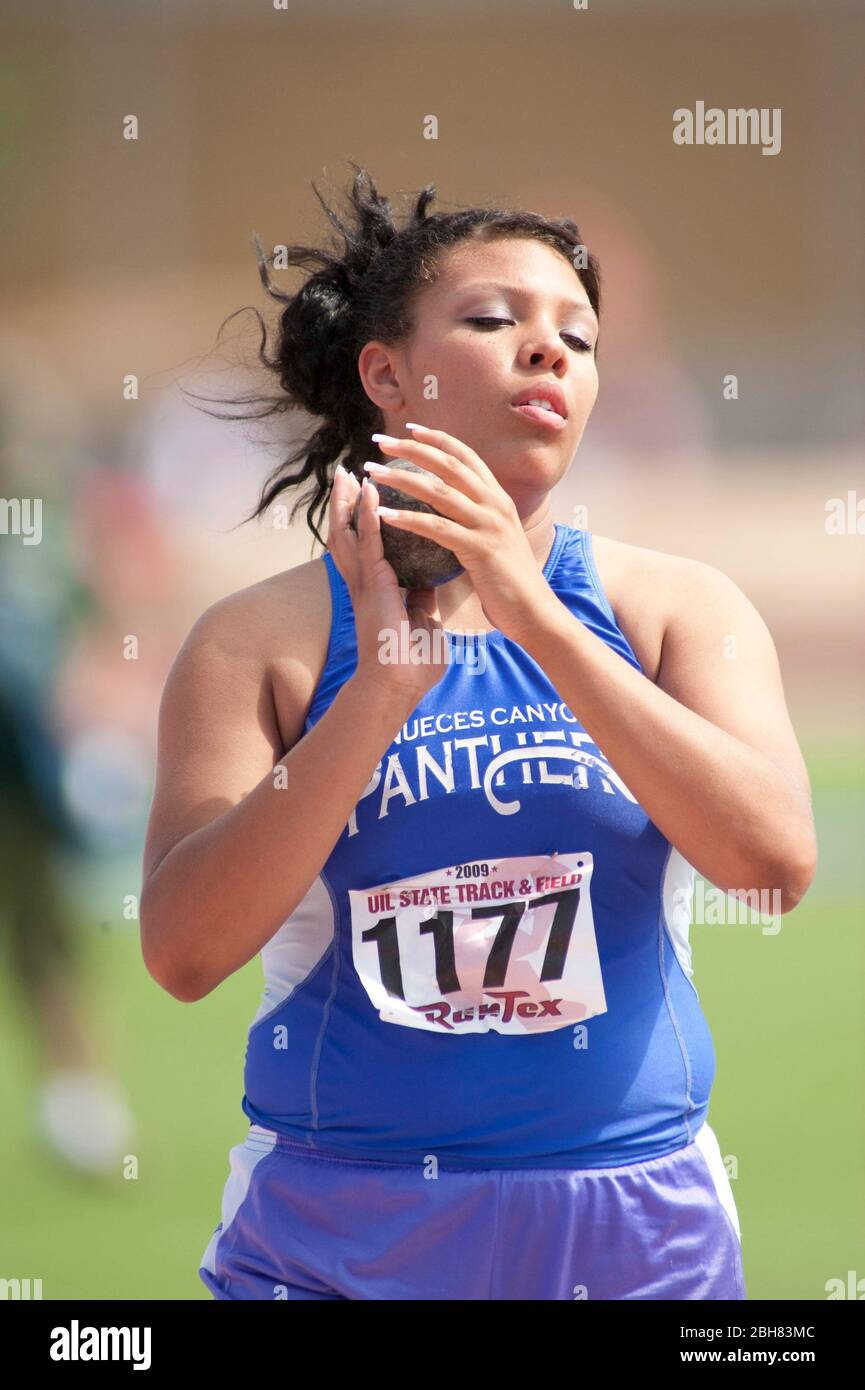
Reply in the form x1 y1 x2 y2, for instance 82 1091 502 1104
363 461 478 526
330 464 358 520
355 476 387 566
376 504 471 555
380 427 498 489
407 425 500 488
327 466 361 576
342 464 361 496
371 435 488 503
342 468 362 535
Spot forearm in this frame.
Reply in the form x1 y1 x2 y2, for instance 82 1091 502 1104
519 597 816 903
141 672 415 1000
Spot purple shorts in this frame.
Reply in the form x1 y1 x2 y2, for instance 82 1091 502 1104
198 1120 745 1300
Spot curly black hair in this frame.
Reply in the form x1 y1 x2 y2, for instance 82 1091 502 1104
184 163 602 549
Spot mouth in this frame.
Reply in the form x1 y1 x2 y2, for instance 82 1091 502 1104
509 386 568 431
509 402 568 432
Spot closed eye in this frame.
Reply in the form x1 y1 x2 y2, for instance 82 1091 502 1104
465 317 593 353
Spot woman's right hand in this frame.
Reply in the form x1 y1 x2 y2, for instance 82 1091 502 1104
326 463 450 703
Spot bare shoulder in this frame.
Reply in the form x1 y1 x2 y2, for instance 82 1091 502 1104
186 554 331 663
143 557 334 884
181 554 333 752
590 534 753 681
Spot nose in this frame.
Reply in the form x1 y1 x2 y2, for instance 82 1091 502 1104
517 332 567 372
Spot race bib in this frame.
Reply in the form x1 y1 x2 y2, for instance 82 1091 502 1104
347 851 606 1035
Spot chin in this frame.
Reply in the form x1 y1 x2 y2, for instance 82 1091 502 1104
504 442 569 476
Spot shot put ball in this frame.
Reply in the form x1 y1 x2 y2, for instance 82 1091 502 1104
350 458 465 590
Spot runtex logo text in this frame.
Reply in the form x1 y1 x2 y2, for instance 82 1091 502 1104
49 1321 151 1370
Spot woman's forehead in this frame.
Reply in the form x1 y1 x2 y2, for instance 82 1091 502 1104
420 261 595 327
433 239 591 303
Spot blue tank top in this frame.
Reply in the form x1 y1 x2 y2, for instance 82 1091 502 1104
241 524 716 1169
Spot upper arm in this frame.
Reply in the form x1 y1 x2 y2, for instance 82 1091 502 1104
656 558 812 804
141 594 285 886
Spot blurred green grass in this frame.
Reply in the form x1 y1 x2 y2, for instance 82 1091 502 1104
0 738 862 1300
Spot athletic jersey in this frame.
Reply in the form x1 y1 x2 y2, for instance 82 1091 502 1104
240 523 716 1169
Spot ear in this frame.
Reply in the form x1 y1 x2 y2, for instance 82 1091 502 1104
357 339 406 413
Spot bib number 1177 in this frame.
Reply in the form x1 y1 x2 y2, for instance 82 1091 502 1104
347 851 606 1036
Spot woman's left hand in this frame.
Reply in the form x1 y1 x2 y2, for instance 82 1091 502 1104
365 424 558 642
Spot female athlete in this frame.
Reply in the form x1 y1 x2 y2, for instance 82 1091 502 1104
140 166 817 1300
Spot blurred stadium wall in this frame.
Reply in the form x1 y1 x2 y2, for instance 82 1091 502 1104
1 0 862 742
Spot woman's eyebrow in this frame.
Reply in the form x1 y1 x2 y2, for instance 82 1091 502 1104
455 281 596 317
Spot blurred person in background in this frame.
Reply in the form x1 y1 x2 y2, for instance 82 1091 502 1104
0 351 177 1176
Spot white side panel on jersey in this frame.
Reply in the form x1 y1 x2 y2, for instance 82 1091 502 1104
250 873 336 1027
694 1120 742 1244
661 846 696 984
199 1126 277 1275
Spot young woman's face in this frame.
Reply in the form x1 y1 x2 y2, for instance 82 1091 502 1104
359 235 599 514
